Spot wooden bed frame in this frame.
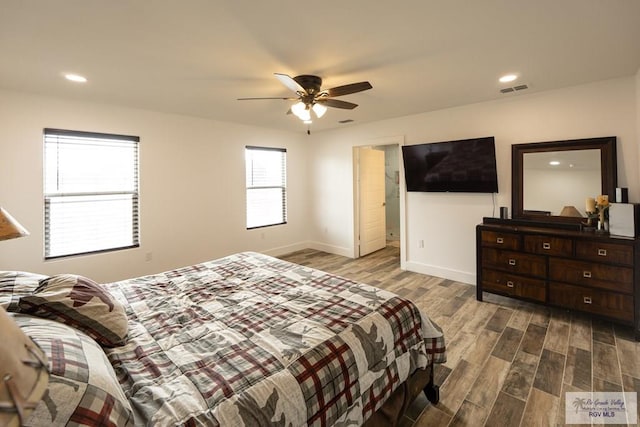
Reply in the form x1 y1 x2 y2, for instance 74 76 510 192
365 363 440 426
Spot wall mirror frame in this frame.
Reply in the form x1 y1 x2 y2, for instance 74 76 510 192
512 136 617 224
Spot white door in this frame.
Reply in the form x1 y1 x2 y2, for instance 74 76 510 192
359 148 386 256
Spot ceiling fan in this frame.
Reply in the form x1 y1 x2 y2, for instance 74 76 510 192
238 73 373 122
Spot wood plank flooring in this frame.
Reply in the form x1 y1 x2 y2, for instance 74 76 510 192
279 245 640 427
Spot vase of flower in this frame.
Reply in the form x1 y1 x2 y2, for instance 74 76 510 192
596 195 609 232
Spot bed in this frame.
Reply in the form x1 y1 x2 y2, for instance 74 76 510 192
1 251 445 426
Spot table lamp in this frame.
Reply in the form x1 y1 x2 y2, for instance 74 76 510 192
0 208 30 241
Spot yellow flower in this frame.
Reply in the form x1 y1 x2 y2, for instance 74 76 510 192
596 194 609 208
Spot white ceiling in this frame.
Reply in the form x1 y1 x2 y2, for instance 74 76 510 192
2 1 639 134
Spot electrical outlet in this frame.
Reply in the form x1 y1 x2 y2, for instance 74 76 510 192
418 240 424 248
145 252 153 262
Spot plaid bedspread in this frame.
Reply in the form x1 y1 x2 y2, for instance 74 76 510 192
104 252 446 426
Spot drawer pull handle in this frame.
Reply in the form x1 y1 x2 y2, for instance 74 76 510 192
508 259 516 266
496 237 504 244
598 248 607 256
583 296 592 304
583 271 592 278
542 242 551 250
506 281 514 288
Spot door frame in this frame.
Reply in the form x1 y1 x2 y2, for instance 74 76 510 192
352 136 406 268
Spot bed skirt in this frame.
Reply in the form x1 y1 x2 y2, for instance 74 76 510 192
364 367 432 427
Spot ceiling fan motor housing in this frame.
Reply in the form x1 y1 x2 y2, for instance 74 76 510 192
293 75 323 95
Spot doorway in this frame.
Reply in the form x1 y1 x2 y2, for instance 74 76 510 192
357 147 386 256
354 139 403 260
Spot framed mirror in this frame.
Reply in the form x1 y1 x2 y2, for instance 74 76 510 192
512 136 617 223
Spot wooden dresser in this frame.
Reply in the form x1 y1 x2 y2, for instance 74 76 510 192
476 218 640 339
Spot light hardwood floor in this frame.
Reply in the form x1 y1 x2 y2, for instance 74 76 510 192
279 246 640 427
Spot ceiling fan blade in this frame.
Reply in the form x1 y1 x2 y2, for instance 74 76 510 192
274 73 306 94
324 81 372 97
317 98 358 109
237 97 297 101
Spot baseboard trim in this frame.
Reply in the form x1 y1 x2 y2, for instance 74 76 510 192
263 242 310 257
404 261 476 285
267 244 474 285
306 241 354 258
263 241 353 259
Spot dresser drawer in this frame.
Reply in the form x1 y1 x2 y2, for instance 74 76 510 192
549 282 634 322
482 269 546 302
482 248 547 277
548 258 633 294
575 241 633 266
524 235 573 257
481 230 521 250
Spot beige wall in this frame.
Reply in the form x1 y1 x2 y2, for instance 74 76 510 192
1 75 638 286
637 69 640 176
307 76 639 284
0 90 310 282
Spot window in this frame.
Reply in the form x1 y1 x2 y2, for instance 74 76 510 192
44 129 139 259
245 146 287 229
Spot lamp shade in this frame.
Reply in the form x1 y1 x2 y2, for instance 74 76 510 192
0 307 49 426
560 205 583 218
291 101 306 118
312 103 327 118
0 208 29 241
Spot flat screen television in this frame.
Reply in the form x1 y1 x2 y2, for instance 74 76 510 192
402 136 498 193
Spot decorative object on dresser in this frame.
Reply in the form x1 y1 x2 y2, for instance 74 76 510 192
585 194 610 231
616 187 629 203
559 205 582 218
609 203 640 238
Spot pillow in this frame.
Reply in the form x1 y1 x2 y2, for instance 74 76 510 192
0 271 48 312
11 314 135 427
19 274 128 347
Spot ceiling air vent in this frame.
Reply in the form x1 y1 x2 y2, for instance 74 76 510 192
500 84 529 94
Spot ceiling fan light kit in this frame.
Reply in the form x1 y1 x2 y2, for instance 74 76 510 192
290 101 327 121
291 101 310 120
238 73 372 130
312 103 327 118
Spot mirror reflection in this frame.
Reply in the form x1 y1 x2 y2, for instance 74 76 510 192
523 149 601 217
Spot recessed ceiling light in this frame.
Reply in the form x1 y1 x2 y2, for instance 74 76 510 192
64 73 87 83
549 160 560 166
499 74 518 83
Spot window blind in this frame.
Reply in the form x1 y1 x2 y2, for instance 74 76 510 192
245 146 287 229
44 129 140 259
